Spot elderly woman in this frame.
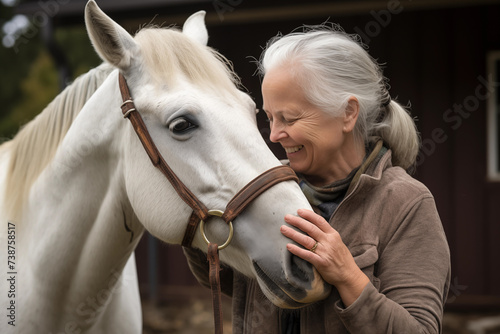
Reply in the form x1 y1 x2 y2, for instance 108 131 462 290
185 26 451 334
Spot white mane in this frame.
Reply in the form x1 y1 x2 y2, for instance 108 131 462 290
2 64 113 220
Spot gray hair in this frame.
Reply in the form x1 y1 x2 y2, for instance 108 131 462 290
258 25 420 171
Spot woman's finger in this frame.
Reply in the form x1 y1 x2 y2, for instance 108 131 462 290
284 213 323 240
286 242 321 264
297 209 333 233
280 225 317 250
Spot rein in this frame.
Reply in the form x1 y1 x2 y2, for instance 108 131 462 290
118 73 298 333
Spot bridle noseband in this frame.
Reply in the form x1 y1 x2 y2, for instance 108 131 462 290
118 73 298 250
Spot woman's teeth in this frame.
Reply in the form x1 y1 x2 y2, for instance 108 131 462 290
284 145 304 154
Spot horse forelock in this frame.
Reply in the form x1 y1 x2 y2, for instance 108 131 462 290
133 27 242 97
3 63 113 221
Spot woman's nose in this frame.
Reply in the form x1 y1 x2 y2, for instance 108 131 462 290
269 122 287 143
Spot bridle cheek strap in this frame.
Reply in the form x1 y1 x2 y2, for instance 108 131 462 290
119 73 210 223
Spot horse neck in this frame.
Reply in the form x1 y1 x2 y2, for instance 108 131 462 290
20 70 144 329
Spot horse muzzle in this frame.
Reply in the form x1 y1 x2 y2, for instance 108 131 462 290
253 253 331 309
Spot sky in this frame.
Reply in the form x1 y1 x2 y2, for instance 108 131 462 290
1 0 17 6
1 0 29 48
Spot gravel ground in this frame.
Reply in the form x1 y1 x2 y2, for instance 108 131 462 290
142 296 500 334
142 297 232 334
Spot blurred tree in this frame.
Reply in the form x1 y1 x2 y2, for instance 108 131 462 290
0 49 58 138
0 1 101 140
55 26 101 78
0 1 45 139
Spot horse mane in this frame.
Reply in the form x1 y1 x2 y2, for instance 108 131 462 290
134 26 242 96
3 63 114 220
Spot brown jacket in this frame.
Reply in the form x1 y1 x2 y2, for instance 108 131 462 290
184 149 451 333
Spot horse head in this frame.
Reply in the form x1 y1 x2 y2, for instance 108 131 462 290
85 0 330 308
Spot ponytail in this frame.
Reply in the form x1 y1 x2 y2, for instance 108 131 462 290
374 100 420 171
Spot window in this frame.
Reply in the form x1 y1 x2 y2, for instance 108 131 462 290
487 51 500 181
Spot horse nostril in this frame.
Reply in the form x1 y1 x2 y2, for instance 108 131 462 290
290 254 314 285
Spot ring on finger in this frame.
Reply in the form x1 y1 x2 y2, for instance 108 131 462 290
309 241 319 253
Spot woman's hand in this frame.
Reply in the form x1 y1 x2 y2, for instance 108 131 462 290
281 209 369 307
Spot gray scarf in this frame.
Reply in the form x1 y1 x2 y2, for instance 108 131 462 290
296 141 385 221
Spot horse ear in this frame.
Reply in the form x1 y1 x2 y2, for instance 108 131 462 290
85 0 139 70
182 11 208 46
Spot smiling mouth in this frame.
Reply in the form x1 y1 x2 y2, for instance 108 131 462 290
284 145 304 154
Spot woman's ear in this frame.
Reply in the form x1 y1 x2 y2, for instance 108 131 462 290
343 96 360 133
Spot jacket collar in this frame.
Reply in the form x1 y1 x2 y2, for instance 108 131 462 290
346 140 392 195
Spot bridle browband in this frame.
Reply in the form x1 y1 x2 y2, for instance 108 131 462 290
118 73 298 250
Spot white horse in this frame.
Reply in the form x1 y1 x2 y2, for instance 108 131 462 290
0 1 330 333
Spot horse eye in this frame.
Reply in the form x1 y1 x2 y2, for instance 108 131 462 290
169 117 197 134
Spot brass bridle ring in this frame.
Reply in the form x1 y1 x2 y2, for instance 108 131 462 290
199 209 234 250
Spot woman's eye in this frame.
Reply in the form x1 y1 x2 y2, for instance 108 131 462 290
169 118 197 134
282 116 296 125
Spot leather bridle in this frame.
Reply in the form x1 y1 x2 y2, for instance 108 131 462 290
118 73 298 333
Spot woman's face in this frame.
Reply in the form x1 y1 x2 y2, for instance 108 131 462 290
262 67 349 184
